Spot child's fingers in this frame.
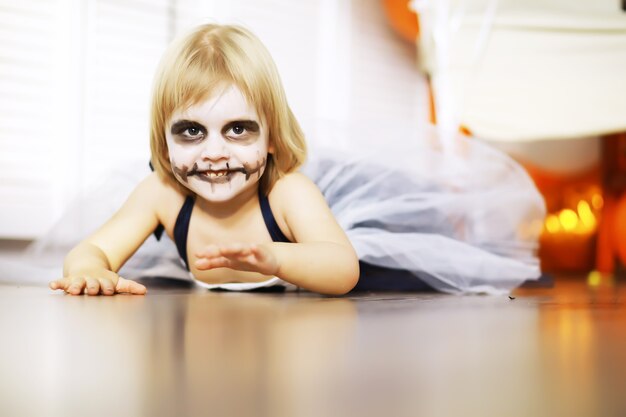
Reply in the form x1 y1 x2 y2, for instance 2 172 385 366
194 245 221 259
49 277 90 295
249 245 265 260
219 243 252 256
115 277 147 295
98 278 115 296
50 273 124 296
49 278 71 291
196 243 254 259
67 277 86 296
84 277 101 296
195 256 232 270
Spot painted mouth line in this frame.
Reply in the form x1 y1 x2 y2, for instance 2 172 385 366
188 167 247 177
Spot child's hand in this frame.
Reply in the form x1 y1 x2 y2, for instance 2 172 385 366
194 243 279 276
49 269 147 296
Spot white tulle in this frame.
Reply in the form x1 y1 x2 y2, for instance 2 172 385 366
302 122 545 294
1 122 545 294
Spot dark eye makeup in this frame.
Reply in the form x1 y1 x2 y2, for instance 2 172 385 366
223 120 260 136
170 120 206 140
169 119 260 142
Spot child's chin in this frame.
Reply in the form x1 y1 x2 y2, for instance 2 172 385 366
198 193 239 203
191 182 254 203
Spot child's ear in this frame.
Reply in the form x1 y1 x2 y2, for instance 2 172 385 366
268 142 275 154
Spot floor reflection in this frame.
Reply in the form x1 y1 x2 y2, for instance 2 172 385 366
2 276 626 417
141 291 357 417
533 278 626 417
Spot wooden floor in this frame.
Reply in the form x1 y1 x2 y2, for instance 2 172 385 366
1 275 625 417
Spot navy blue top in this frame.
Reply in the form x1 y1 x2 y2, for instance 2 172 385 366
155 188 291 271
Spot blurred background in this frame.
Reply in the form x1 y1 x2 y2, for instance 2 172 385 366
1 0 625 278
0 0 429 238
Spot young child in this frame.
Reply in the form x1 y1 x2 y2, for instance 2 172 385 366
48 23 545 296
49 24 360 296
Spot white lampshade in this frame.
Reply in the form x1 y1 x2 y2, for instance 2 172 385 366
416 0 626 142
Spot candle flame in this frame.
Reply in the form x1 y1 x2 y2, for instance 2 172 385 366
545 214 561 233
591 194 603 210
577 200 596 229
544 198 600 235
558 209 578 231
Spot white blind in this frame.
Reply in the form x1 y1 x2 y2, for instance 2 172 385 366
80 0 171 189
0 0 60 238
0 0 173 238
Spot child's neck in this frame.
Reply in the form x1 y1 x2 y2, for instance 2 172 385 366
195 184 260 219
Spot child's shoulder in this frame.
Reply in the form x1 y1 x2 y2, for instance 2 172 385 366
268 171 325 217
135 172 187 208
266 172 317 241
269 171 318 198
137 171 176 194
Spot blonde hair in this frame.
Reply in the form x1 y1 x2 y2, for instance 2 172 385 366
149 24 307 196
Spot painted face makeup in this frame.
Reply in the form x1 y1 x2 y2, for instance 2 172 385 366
165 85 272 202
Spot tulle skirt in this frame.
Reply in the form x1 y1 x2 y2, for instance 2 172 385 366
300 121 544 294
2 123 545 295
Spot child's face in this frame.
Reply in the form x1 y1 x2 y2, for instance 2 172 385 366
165 84 272 202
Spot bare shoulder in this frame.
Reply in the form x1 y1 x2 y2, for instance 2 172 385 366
268 172 329 217
270 171 318 195
131 172 187 219
269 172 350 245
130 172 168 204
136 171 164 194
137 172 180 197
265 173 320 241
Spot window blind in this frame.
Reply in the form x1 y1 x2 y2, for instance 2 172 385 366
0 0 61 238
80 0 172 190
0 0 173 238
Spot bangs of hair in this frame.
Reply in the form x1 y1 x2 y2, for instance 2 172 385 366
158 27 271 125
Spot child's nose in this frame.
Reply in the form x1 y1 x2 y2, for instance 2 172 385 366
200 134 230 161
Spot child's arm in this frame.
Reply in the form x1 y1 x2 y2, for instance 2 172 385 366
194 173 360 295
49 173 164 296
